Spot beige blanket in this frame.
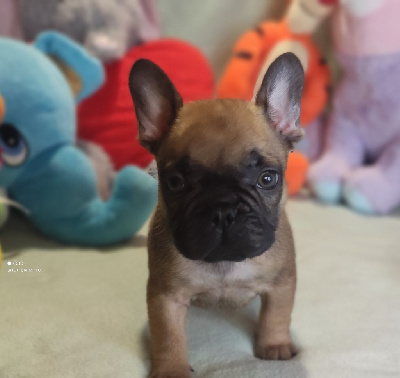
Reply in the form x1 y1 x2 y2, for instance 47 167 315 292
1 199 399 378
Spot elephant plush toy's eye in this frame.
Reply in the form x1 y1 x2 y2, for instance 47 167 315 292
0 123 28 166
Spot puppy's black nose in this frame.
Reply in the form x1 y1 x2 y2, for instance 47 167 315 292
212 206 237 231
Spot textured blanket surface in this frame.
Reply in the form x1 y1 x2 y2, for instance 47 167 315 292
1 199 399 378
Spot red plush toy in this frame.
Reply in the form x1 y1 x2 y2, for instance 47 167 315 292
78 39 214 170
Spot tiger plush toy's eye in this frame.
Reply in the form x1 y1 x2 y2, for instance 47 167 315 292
0 123 29 166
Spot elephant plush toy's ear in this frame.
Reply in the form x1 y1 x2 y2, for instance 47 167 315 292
0 93 4 121
34 31 105 103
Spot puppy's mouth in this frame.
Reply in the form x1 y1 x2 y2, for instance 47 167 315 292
204 229 275 263
172 208 276 263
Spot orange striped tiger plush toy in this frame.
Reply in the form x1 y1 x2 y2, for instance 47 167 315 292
217 0 332 195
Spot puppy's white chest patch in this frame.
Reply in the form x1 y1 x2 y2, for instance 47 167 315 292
188 260 269 309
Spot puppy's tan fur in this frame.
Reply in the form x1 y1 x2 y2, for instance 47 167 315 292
147 100 296 378
158 100 288 172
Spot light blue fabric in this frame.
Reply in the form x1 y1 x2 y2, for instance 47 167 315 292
0 32 158 245
311 182 342 204
343 184 374 215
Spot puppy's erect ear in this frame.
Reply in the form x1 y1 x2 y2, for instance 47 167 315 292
255 52 305 146
129 59 183 154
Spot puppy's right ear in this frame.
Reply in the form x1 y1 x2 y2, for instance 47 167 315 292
129 59 183 154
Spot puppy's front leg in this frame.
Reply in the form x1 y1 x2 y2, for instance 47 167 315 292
255 278 297 360
147 291 191 378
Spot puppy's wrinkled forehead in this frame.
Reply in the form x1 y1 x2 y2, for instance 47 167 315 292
159 99 286 170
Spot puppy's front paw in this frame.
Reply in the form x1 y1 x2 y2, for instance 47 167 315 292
150 366 192 378
255 342 298 360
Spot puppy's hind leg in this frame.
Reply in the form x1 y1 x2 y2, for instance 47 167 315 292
255 278 297 361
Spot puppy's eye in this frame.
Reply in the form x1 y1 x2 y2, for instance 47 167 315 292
166 174 185 192
257 170 279 190
0 123 28 167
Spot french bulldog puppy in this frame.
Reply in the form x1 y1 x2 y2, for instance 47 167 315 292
129 52 304 378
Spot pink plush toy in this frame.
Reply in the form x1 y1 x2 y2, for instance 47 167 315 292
307 0 400 215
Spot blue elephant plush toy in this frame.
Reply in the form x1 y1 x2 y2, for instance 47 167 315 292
0 32 158 245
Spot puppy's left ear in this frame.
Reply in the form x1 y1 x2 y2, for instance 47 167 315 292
255 52 305 147
129 59 183 154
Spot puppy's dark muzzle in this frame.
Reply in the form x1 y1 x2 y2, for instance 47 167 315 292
212 202 245 232
173 201 276 263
